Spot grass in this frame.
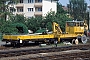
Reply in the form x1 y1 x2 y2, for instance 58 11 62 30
46 42 72 47
40 41 87 48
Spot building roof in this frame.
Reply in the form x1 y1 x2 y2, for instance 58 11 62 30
62 6 68 11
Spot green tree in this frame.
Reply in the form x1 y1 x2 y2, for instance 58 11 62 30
0 0 18 20
10 14 26 24
26 16 43 32
67 0 87 20
0 1 72 34
43 11 56 31
42 11 72 32
57 2 66 14
0 21 18 34
0 0 22 34
42 2 72 31
0 0 9 20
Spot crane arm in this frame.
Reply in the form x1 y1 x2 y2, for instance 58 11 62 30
53 22 62 34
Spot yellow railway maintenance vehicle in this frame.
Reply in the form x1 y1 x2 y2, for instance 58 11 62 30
2 20 88 46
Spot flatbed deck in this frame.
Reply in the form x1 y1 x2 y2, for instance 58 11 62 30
3 33 82 41
3 34 55 40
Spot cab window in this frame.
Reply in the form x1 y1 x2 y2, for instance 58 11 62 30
80 22 84 26
67 22 76 26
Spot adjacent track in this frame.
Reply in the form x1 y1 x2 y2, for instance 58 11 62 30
0 50 90 60
0 44 90 58
0 46 8 50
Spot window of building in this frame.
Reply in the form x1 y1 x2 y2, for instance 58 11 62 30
28 0 34 3
20 0 23 3
28 8 33 12
17 8 23 12
20 9 23 12
38 0 42 2
10 7 16 12
38 8 42 11
35 7 42 12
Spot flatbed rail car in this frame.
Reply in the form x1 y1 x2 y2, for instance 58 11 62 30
3 34 55 41
3 33 80 42
2 20 88 45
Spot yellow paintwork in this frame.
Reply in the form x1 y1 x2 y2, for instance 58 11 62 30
66 27 84 34
3 33 83 41
2 21 88 43
3 34 55 40
60 34 83 38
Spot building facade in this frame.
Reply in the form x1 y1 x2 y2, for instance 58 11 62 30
9 0 57 18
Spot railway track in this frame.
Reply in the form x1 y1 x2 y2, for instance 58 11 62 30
0 50 90 60
0 44 90 58
0 46 8 50
0 43 39 50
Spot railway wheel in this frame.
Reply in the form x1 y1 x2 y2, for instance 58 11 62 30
11 41 20 48
11 42 16 47
81 35 87 44
77 35 81 42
